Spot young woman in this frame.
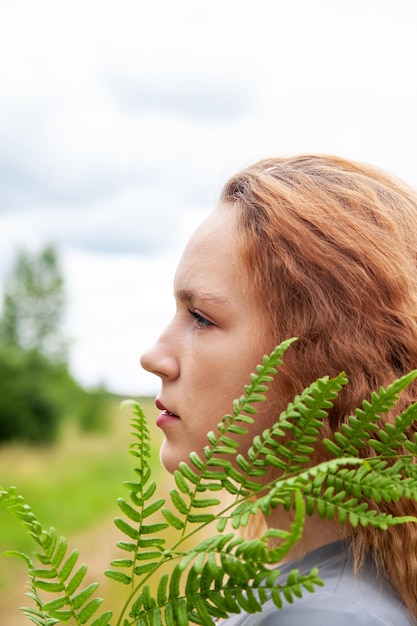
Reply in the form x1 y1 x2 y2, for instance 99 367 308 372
141 155 417 625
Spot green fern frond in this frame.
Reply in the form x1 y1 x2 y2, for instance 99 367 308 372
129 557 323 626
296 464 417 528
235 373 348 489
368 400 417 456
22 579 61 626
322 457 417 503
106 403 169 592
127 401 152 473
323 371 417 457
0 486 111 625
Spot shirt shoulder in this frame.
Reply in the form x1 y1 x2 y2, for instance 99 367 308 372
221 541 413 626
224 593 409 626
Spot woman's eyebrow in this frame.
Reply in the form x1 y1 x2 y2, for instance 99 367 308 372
175 288 229 305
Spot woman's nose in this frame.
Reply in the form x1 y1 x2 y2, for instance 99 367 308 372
140 336 180 381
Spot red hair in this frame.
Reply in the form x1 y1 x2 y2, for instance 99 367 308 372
221 154 417 616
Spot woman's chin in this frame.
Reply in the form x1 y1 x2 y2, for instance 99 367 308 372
159 441 185 474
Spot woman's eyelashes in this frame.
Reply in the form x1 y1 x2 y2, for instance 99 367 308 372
187 308 213 328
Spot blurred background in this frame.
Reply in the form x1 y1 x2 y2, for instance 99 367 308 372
1 0 417 623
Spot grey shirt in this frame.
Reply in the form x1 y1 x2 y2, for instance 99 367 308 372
220 540 412 625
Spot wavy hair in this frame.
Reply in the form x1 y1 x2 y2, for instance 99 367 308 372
221 154 417 617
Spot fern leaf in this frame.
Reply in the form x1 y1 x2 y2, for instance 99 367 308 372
138 537 166 548
174 470 191 495
59 549 79 582
29 568 58 580
260 373 347 475
305 488 414 529
234 587 262 613
168 564 183 600
157 573 169 606
34 581 64 593
20 606 60 626
142 498 165 518
264 489 305 564
189 451 206 471
185 566 200 596
142 480 158 501
149 607 164 626
114 517 139 540
89 611 113 626
191 497 220 509
140 522 169 534
117 497 143 522
170 489 189 515
46 609 73 621
110 558 133 568
134 561 160 575
42 528 57 559
324 371 417 457
51 537 67 569
136 550 164 561
162 508 185 529
73 583 100 610
187 513 216 523
321 459 415 503
178 462 200 485
41 596 67 612
77 597 103 624
116 540 137 552
370 401 417 456
164 602 176 626
192 594 215 626
173 597 189 625
67 563 87 595
104 569 132 585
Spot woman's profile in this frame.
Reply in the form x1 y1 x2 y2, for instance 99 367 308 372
141 155 417 625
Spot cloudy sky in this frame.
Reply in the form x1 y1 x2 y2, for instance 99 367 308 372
1 0 417 396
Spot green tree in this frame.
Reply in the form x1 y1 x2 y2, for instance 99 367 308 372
0 246 109 443
0 246 66 361
0 348 58 443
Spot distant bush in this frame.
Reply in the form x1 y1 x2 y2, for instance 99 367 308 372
0 347 110 444
76 385 111 433
0 246 111 444
0 348 60 443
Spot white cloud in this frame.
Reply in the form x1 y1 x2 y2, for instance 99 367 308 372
0 0 417 394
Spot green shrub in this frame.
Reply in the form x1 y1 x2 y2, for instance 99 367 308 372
0 348 60 443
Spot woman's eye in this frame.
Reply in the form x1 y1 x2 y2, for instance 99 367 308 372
187 308 212 328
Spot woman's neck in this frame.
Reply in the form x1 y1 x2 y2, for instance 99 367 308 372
267 506 350 564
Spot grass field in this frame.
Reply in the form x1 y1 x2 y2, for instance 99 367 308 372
0 396 174 625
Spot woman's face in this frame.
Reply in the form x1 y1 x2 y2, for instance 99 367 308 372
140 204 275 473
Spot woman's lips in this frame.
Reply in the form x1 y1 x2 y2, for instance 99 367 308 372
155 400 180 428
156 410 181 428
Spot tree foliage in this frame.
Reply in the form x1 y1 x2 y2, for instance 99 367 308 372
0 246 66 361
2 339 417 625
0 347 109 444
0 246 109 442
0 348 59 443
